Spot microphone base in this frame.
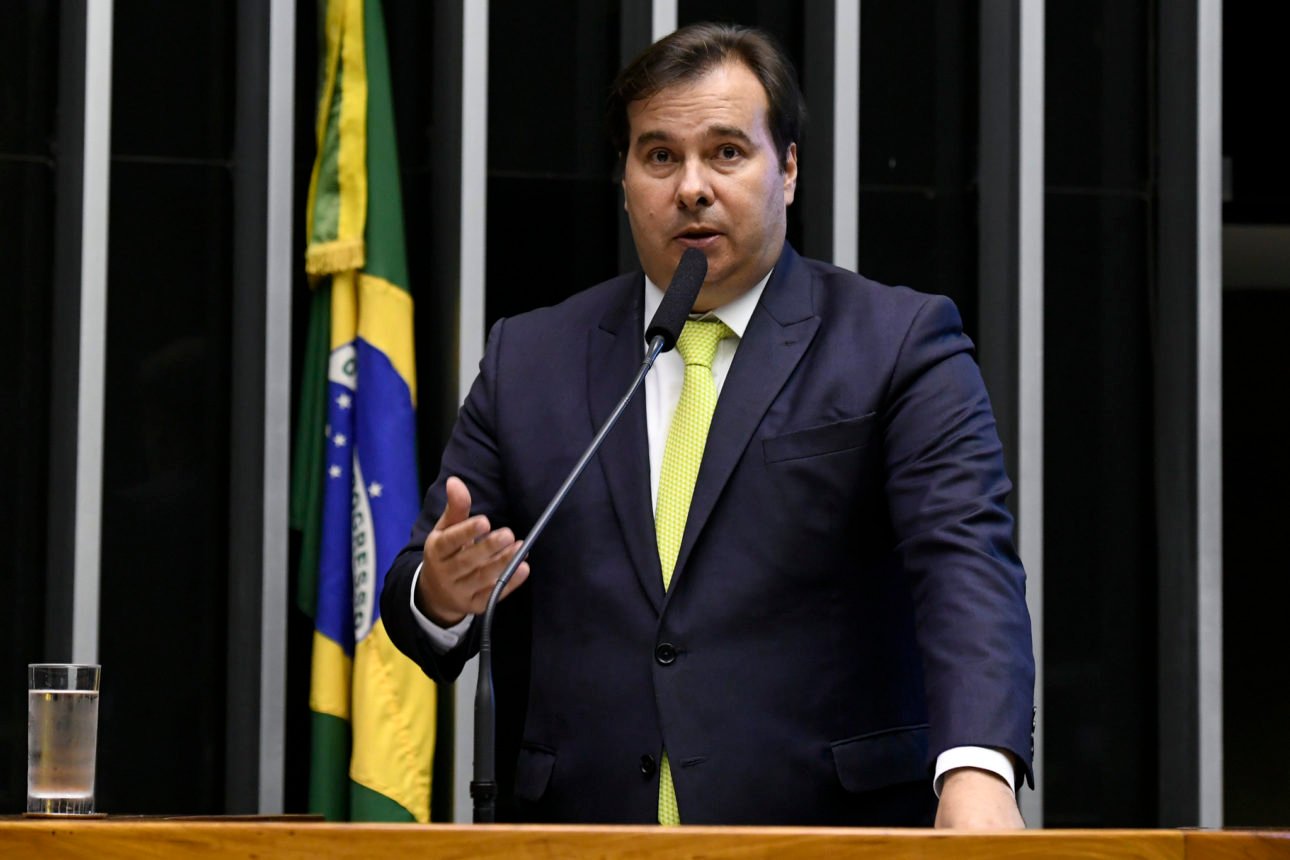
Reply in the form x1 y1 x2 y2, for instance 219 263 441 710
470 779 498 824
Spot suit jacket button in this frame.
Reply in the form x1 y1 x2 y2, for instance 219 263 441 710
640 754 656 776
655 643 677 665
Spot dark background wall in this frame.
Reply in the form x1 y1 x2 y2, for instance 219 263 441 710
1042 0 1157 827
0 0 58 812
857 0 979 341
1220 1 1290 829
95 0 235 814
2 0 1285 827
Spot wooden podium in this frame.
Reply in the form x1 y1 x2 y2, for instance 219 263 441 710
1 821 1288 859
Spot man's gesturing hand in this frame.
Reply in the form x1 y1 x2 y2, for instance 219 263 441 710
415 476 530 628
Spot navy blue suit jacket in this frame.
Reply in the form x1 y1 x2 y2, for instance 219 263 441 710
382 245 1035 825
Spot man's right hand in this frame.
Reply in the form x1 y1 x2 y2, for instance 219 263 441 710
416 476 530 627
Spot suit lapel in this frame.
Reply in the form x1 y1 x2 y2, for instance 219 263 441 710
588 275 665 613
665 245 820 600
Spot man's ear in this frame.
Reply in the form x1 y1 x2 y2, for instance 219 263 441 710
783 142 798 206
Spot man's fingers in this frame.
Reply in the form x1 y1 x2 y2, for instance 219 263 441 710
466 546 529 613
469 537 523 585
433 476 473 531
460 526 516 569
419 501 529 620
499 561 530 601
426 516 492 564
426 525 520 590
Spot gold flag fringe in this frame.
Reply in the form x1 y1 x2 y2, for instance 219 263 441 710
306 238 366 277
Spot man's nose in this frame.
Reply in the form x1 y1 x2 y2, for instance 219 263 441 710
676 161 713 210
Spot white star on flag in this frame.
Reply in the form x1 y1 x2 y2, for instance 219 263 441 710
336 393 352 410
333 434 347 447
369 482 383 498
328 465 342 478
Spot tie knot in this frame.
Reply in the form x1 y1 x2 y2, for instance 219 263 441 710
675 319 731 368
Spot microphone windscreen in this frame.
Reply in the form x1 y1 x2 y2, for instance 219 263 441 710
645 248 707 352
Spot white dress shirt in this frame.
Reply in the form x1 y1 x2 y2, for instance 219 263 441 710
409 270 1017 797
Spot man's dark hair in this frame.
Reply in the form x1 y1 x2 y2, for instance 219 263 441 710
608 22 806 172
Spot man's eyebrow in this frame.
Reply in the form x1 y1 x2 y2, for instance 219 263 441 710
633 125 758 150
634 129 675 148
707 124 755 146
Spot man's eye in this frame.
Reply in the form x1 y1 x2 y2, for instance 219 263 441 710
717 145 741 160
648 149 672 164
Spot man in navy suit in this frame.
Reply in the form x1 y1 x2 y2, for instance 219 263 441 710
382 22 1034 827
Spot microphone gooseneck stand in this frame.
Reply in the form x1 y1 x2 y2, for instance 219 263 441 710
470 334 670 822
470 247 707 823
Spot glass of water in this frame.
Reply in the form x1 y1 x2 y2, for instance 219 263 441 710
27 663 101 815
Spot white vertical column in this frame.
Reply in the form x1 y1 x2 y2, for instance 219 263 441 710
458 1 489 407
832 0 859 271
258 0 296 814
454 0 489 824
652 0 677 40
72 0 114 666
1196 0 1223 830
1017 0 1045 830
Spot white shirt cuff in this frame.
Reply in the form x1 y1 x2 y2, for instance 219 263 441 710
408 562 473 652
932 746 1017 797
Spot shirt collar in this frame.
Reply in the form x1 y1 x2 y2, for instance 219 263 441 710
642 267 772 342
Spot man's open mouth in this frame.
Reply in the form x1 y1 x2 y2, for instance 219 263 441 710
676 228 722 244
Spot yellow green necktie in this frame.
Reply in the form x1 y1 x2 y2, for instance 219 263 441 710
655 319 731 826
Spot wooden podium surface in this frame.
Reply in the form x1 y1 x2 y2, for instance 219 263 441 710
1 821 1288 859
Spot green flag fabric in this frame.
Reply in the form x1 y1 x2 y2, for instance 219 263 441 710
290 0 435 823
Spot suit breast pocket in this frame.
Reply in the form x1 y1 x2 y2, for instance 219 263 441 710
762 412 878 464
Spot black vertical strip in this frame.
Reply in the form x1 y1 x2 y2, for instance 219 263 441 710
46 0 88 663
977 0 1020 487
1155 0 1200 828
227 0 271 813
619 0 652 60
426 0 464 449
617 0 652 274
798 0 834 261
423 0 466 821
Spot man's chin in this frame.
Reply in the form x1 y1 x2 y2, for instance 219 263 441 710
693 279 739 312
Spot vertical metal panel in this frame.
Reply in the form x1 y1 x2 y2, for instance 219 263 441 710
228 0 272 814
1195 0 1223 830
227 0 296 815
454 0 489 824
652 0 676 40
1017 0 1045 829
977 0 1019 481
47 0 89 663
620 1 653 66
1156 0 1222 828
73 0 114 665
47 0 111 666
831 0 858 271
459 1 488 408
795 0 833 261
423 0 467 822
258 0 296 814
979 0 1044 826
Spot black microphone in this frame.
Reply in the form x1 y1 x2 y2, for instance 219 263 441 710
470 248 707 823
646 247 708 350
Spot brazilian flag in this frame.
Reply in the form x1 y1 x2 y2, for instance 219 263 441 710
289 0 435 822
